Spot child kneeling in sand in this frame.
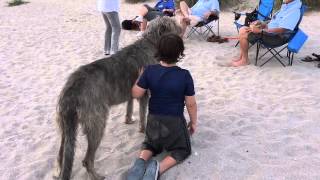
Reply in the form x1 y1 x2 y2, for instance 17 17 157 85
127 33 197 180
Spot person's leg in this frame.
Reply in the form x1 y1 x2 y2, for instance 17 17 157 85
232 27 251 66
179 1 191 18
106 11 121 54
159 156 177 174
127 150 153 180
138 5 149 17
139 149 153 161
140 19 147 31
102 12 111 55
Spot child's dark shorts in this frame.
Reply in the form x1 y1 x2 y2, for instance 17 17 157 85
142 114 191 163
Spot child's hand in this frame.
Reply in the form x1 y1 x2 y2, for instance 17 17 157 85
187 121 196 135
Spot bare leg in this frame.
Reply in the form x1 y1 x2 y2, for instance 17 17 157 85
139 150 153 161
138 94 148 133
125 98 134 124
138 5 149 17
159 156 177 175
232 27 250 66
179 1 190 36
82 116 107 180
140 19 147 32
179 1 191 18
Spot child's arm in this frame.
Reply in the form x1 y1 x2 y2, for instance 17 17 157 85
132 84 146 98
185 95 197 135
132 68 147 98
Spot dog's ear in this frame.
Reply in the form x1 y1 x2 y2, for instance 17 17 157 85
158 24 168 36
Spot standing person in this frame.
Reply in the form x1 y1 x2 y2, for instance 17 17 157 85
127 33 197 180
97 0 121 55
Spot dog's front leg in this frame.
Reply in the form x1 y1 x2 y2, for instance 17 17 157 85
125 98 134 124
139 94 148 133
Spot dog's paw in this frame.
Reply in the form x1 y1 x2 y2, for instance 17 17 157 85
125 117 135 124
52 161 61 179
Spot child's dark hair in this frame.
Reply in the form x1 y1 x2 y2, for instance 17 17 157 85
155 33 185 64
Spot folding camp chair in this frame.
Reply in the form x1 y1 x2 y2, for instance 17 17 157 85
255 5 308 67
186 14 220 39
233 0 274 46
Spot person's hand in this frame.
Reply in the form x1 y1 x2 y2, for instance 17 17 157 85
204 12 212 19
251 20 259 25
251 26 262 34
187 121 196 135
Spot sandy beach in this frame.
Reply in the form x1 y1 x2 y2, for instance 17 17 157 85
1 0 320 179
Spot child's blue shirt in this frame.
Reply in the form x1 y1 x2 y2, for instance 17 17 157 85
137 64 195 117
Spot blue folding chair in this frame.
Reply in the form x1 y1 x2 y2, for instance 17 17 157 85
233 0 274 47
255 5 308 67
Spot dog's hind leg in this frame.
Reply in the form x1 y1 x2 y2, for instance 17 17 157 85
82 113 107 180
125 98 134 124
139 94 148 133
53 132 64 179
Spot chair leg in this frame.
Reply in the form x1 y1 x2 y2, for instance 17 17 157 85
186 27 196 38
235 41 239 47
217 19 220 36
255 43 260 66
290 53 294 66
260 47 287 67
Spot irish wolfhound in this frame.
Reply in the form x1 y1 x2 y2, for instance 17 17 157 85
55 17 182 180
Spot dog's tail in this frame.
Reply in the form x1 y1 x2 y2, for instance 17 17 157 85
57 74 84 180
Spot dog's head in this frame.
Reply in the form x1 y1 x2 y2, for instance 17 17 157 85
143 16 182 42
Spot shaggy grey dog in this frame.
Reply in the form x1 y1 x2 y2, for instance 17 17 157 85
55 17 182 180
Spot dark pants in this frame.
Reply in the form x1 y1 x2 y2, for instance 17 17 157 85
142 114 191 162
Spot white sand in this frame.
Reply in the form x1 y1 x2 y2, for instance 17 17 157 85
1 0 320 179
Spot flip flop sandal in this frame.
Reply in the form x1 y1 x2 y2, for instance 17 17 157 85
207 36 221 42
311 53 320 61
301 56 316 62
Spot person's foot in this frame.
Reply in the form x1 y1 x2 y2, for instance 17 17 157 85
142 160 159 180
231 60 249 67
127 158 147 180
232 57 241 62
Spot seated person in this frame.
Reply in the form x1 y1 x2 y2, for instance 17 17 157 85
231 0 302 67
178 0 220 37
135 0 175 36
